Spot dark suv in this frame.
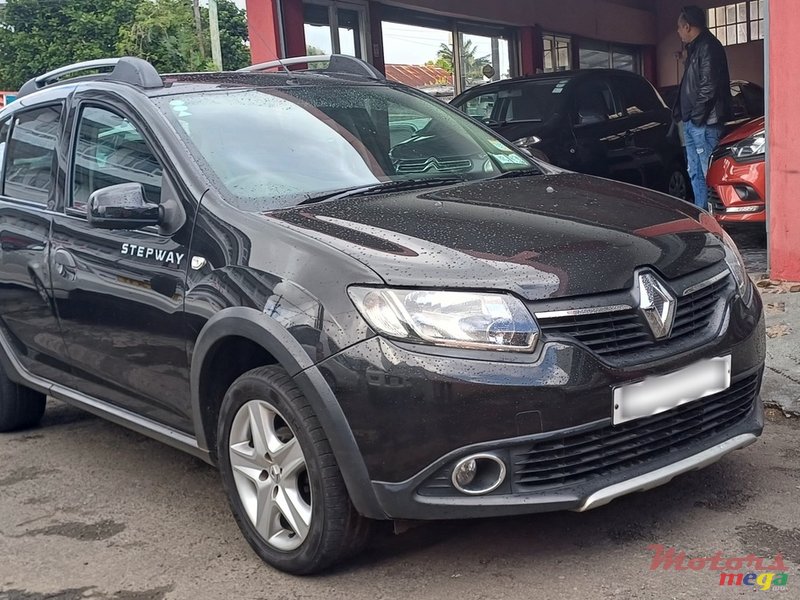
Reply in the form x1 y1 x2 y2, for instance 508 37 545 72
0 56 765 574
451 70 690 200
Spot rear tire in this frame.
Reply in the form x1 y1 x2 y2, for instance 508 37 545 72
0 368 46 432
217 366 372 574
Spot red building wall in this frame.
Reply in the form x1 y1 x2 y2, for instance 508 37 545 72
768 1 800 280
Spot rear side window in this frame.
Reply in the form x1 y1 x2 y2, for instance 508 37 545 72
614 76 662 114
2 106 62 204
72 106 162 211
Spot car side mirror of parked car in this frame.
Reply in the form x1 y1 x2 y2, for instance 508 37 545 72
577 110 607 126
87 183 160 230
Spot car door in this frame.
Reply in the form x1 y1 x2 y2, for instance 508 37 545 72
0 105 69 382
611 73 676 190
49 99 195 432
568 77 632 182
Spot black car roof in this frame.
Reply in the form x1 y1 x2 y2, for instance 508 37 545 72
452 68 648 101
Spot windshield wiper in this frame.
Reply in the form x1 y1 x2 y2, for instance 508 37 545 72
493 167 544 180
297 176 467 205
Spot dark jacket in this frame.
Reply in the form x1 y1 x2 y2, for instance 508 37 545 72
674 29 732 126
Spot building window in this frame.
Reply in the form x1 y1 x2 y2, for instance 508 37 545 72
303 1 369 59
380 7 517 99
578 40 639 73
708 1 764 46
542 33 571 72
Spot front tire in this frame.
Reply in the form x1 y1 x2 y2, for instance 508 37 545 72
217 366 372 574
0 367 46 433
666 166 691 200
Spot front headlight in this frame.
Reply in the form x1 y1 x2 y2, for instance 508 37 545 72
349 288 539 352
720 230 752 303
731 130 766 161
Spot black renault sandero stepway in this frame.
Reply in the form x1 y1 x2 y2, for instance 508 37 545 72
0 55 764 574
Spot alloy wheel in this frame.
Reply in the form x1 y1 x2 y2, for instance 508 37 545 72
228 399 312 551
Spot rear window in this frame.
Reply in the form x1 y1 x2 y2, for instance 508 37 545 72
2 106 62 204
454 80 569 124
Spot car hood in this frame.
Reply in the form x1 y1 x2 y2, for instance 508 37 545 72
720 116 765 145
267 173 726 301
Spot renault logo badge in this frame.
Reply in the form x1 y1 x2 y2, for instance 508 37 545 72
638 273 676 340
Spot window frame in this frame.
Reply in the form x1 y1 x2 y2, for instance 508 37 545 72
0 117 11 188
708 1 765 46
302 0 372 61
542 32 573 73
0 102 65 209
66 101 164 220
577 38 641 74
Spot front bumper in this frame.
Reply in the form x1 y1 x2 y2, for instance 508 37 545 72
316 281 765 520
369 382 762 519
707 156 766 223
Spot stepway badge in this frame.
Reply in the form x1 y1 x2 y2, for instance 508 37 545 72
121 243 185 267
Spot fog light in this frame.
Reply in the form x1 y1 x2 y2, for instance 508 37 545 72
451 454 507 495
454 458 477 488
733 185 760 202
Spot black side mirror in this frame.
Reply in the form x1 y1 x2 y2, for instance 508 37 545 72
87 183 160 230
577 110 607 125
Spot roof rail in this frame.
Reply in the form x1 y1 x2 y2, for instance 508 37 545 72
239 54 385 80
17 57 162 98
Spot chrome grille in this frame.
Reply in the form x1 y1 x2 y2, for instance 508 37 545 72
537 272 731 362
708 186 726 213
510 373 759 491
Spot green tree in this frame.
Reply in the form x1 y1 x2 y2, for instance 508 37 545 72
434 40 490 81
117 0 249 72
118 0 210 73
0 0 251 88
0 0 139 90
214 0 250 71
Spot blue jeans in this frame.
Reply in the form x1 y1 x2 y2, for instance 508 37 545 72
684 121 724 210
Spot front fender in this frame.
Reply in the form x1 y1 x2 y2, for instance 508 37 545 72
190 307 387 519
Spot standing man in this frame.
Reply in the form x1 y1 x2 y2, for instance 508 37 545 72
675 5 732 210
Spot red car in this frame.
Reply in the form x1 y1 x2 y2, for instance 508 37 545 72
707 117 766 223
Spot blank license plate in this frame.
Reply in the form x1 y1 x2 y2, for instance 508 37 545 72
613 356 731 425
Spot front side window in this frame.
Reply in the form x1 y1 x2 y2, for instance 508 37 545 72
454 79 568 125
614 77 662 114
72 106 162 211
3 106 62 204
156 85 535 211
573 81 620 124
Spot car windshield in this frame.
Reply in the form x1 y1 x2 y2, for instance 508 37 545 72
454 79 570 124
155 84 537 211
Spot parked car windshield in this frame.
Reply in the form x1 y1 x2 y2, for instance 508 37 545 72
155 84 538 211
453 79 570 124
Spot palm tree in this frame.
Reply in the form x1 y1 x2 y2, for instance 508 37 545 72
435 40 490 84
